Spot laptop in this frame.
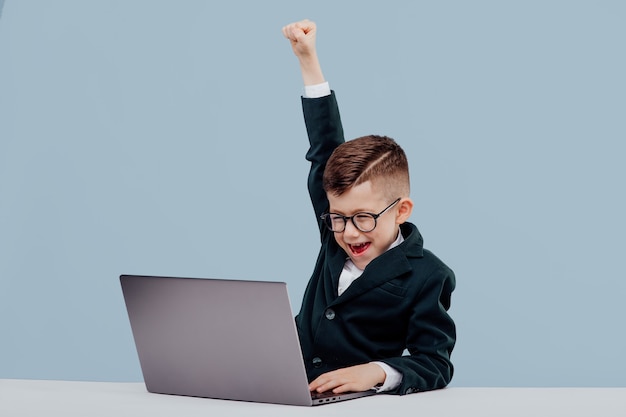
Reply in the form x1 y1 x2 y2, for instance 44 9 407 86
120 274 376 406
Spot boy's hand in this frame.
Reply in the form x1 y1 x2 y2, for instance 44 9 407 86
282 19 317 60
309 363 386 394
282 19 325 86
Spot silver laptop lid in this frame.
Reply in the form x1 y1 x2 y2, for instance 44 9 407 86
120 275 314 406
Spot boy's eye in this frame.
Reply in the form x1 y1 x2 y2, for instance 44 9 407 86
330 215 345 223
354 213 376 229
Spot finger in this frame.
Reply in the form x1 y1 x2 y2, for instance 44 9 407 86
332 383 355 394
309 377 328 392
309 374 338 393
297 19 315 34
282 24 298 40
282 20 311 40
326 379 361 394
311 375 352 393
281 24 297 40
290 27 306 43
291 20 315 38
314 380 341 393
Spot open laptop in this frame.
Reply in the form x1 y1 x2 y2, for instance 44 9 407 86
120 274 376 406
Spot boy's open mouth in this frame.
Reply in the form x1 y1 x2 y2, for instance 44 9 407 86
348 242 370 256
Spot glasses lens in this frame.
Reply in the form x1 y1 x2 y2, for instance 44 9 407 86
327 214 346 232
353 213 376 232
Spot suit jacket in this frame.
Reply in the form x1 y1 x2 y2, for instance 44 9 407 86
295 92 456 395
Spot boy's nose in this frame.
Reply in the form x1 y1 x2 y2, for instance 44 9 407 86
343 219 361 237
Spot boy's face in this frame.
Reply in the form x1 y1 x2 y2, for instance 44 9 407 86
326 180 412 271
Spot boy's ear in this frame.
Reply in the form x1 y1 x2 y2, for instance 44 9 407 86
396 198 414 224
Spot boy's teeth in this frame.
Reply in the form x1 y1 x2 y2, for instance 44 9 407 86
350 242 369 254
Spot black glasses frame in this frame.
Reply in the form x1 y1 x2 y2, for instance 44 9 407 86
320 198 402 233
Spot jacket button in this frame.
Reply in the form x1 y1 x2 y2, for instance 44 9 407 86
325 309 336 320
312 357 323 368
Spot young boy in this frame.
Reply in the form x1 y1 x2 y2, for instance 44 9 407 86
282 20 456 396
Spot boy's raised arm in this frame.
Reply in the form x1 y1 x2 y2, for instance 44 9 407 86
283 19 342 222
282 19 325 86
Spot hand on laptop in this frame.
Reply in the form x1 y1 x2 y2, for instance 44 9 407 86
309 363 386 394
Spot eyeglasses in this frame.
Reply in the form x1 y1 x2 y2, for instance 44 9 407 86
320 198 401 233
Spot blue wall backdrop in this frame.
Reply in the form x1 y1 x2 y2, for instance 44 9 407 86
1 1 624 386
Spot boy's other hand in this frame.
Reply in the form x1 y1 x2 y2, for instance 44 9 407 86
309 363 386 394
282 19 317 60
282 19 325 86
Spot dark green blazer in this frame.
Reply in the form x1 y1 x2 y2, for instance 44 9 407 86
295 92 456 395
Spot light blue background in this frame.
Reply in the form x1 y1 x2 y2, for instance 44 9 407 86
1 1 624 386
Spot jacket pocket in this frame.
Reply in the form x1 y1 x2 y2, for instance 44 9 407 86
378 280 408 297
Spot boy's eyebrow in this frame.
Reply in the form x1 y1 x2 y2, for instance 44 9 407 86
328 206 378 215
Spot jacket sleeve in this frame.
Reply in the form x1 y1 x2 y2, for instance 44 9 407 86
382 264 456 394
302 92 345 224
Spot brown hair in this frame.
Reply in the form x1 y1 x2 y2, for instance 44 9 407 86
323 135 410 198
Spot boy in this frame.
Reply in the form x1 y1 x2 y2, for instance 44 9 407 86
282 20 456 395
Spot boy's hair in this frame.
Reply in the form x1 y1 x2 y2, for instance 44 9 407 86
323 135 410 198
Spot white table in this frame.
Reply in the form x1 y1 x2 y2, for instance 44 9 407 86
1 379 624 417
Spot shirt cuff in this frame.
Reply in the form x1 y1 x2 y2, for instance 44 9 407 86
303 82 331 98
371 361 403 392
